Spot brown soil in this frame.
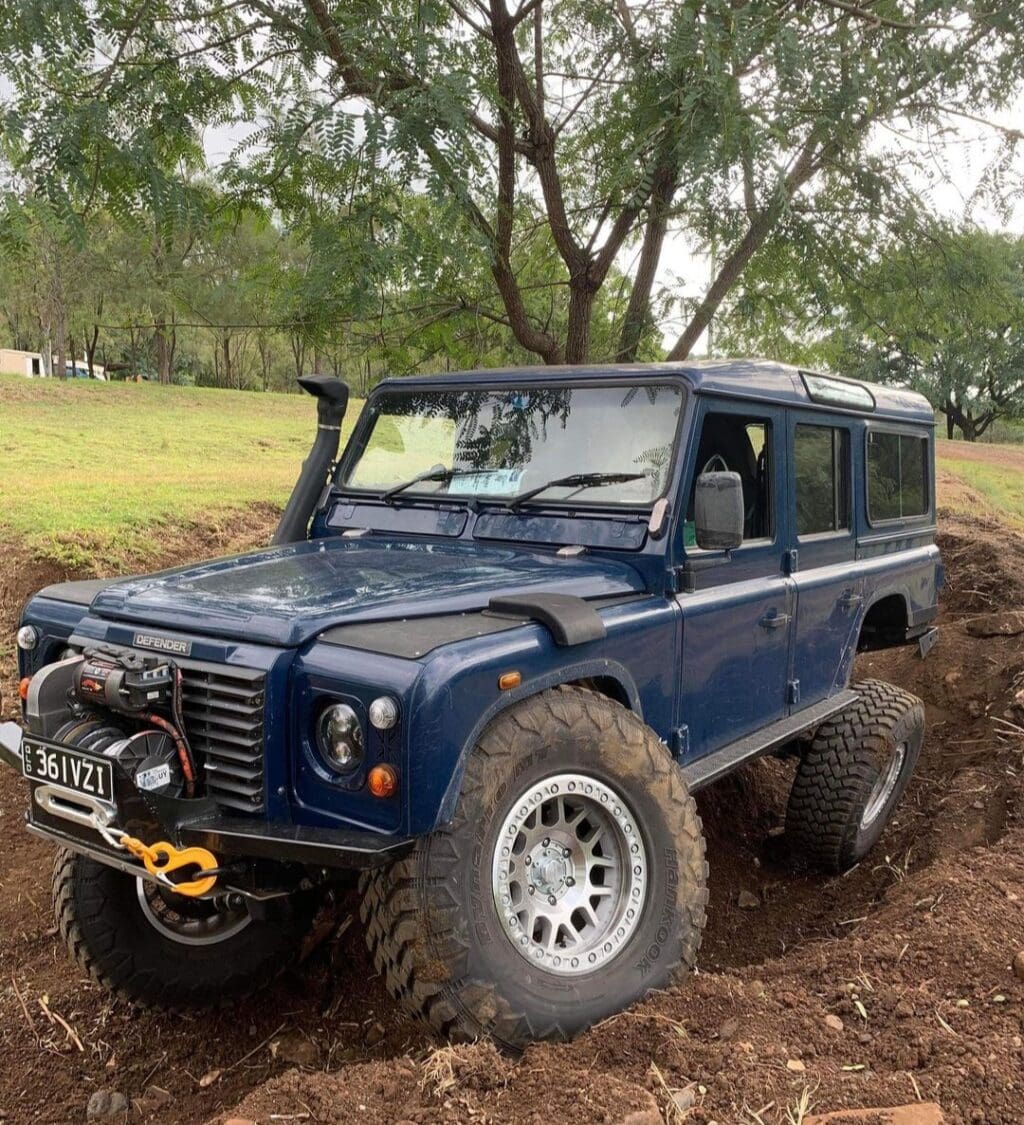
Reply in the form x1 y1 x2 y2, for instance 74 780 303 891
937 439 1024 471
1 511 1022 1124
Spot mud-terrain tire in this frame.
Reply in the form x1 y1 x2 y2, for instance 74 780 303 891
360 685 708 1048
786 679 925 874
53 849 313 1008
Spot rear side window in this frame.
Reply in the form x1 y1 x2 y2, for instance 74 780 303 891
795 425 850 535
867 431 928 521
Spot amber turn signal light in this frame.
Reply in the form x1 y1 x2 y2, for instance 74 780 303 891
18 677 31 702
367 764 398 799
498 670 521 691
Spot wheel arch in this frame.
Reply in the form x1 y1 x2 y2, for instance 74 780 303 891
432 658 642 829
856 591 911 653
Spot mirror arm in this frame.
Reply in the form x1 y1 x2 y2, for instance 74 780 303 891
676 549 733 594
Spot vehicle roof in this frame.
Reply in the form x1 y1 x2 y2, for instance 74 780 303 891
378 358 934 425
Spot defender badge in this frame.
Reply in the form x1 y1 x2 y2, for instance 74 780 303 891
132 632 192 657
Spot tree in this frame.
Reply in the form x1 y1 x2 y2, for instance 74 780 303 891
717 225 1024 441
3 1 1023 371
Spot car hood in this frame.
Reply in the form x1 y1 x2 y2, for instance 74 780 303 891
86 538 647 647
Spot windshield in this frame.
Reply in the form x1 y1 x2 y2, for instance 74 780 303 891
342 383 685 507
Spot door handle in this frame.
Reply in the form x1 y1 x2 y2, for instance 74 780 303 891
759 611 791 630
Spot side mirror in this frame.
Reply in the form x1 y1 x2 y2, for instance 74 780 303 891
694 471 744 551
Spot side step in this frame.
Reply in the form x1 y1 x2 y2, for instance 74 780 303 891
681 690 859 792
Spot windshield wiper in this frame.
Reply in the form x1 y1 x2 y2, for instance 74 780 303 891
506 472 648 511
381 466 483 503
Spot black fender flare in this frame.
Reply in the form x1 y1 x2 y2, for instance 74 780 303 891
432 657 643 828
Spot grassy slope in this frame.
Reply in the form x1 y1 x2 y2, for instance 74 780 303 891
0 375 361 564
935 439 1024 525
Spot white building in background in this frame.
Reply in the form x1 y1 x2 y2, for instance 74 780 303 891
0 348 105 379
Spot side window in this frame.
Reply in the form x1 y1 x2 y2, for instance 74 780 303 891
794 424 850 536
687 413 773 542
867 431 929 521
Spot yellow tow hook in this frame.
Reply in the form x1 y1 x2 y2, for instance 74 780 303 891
119 835 220 897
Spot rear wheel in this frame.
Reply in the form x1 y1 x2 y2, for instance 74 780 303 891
786 679 925 873
54 849 313 1008
360 686 708 1047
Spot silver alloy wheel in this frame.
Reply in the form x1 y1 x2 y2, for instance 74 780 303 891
860 741 907 829
136 880 252 946
491 772 648 976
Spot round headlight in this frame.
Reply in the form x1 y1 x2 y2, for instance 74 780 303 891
368 696 399 731
317 703 364 772
16 626 39 652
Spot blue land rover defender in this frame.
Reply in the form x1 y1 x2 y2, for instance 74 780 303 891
0 361 940 1046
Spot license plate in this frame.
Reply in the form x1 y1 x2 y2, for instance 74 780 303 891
22 738 114 801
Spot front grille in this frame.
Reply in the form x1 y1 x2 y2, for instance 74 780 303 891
179 663 266 813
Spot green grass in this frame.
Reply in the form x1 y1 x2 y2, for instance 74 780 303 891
936 453 1024 526
0 375 362 564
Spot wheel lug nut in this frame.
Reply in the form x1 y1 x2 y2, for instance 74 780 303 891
548 895 557 906
528 885 535 894
565 877 575 887
542 838 550 847
524 856 532 866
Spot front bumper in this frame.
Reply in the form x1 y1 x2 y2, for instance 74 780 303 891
0 722 412 879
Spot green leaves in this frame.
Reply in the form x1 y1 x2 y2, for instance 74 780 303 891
2 0 1024 373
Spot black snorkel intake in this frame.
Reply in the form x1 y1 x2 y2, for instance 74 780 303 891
272 374 350 545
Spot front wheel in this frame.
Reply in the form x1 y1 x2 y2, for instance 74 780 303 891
53 850 313 1008
360 686 708 1048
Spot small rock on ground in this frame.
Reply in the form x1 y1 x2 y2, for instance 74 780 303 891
271 1030 322 1068
85 1089 128 1120
1012 950 1024 980
738 889 760 910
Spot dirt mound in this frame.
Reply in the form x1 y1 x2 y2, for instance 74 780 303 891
0 509 278 718
0 511 1022 1124
230 828 1024 1125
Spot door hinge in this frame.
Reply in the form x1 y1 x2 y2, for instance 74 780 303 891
783 548 799 575
671 725 689 758
787 679 801 705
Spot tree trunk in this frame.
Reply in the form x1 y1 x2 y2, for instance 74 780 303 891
154 317 172 384
85 322 100 380
617 166 676 362
290 334 306 382
222 333 233 388
55 321 66 381
943 398 987 442
258 335 272 391
565 283 595 364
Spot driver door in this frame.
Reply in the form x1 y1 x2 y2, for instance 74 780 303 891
675 401 795 757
